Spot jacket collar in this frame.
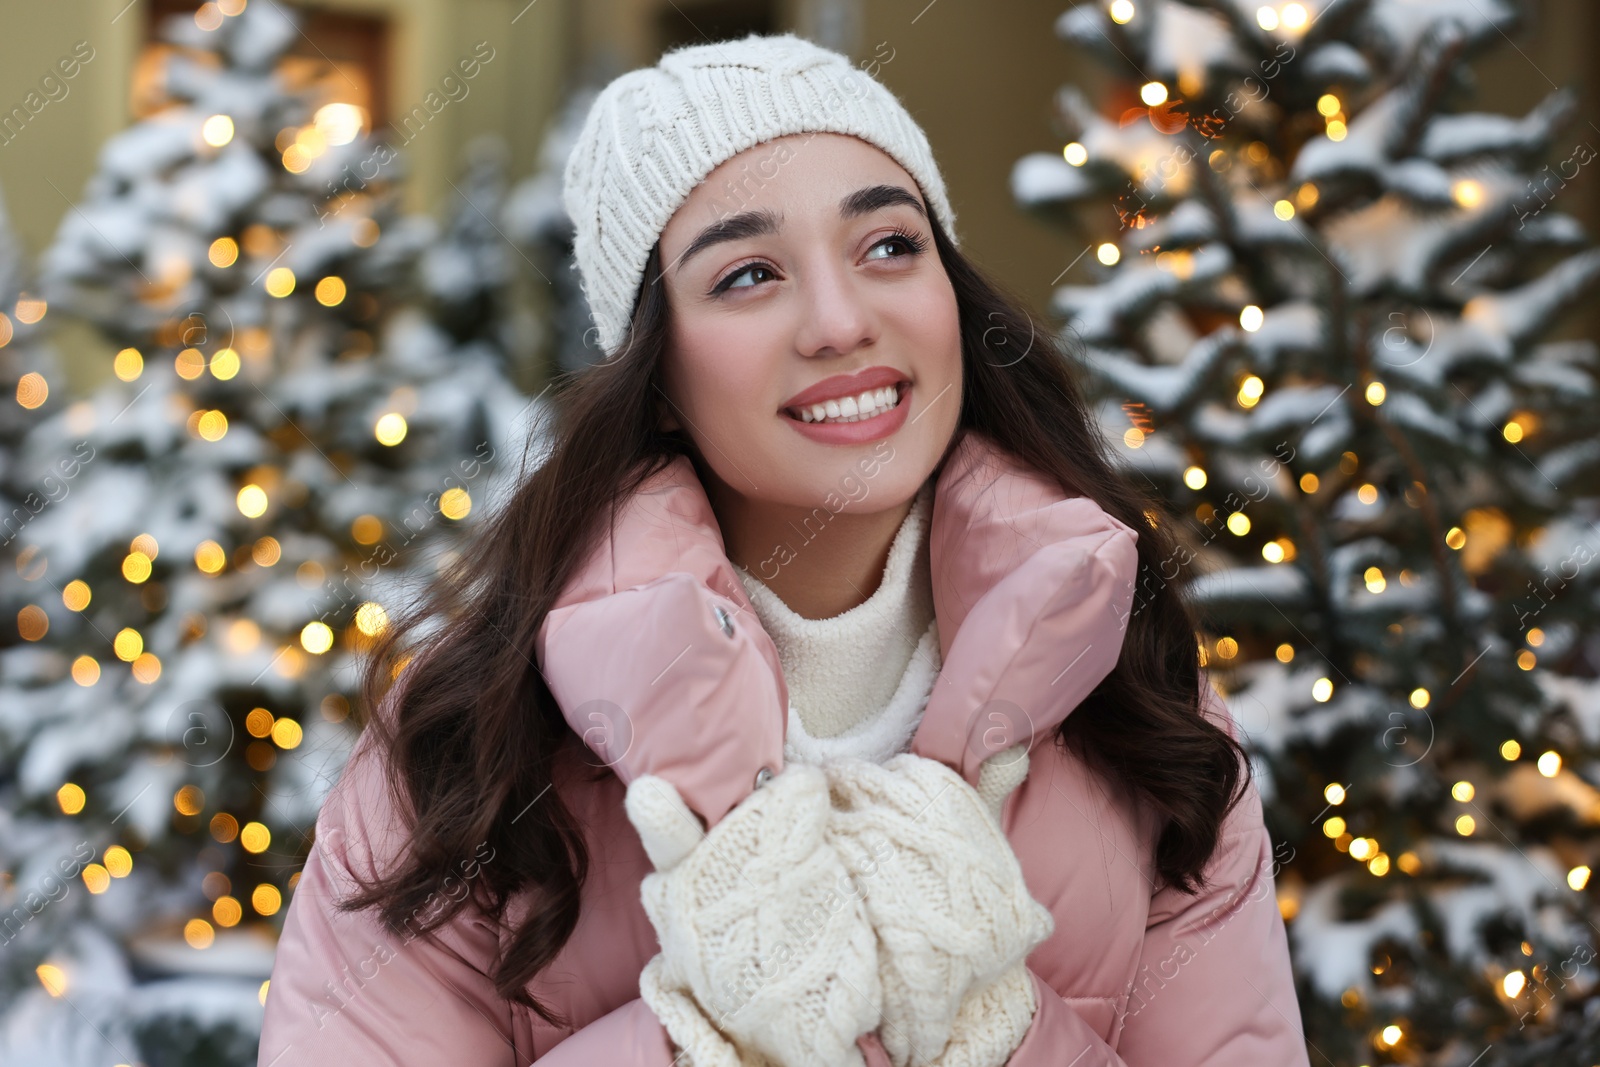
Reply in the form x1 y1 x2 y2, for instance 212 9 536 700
569 427 1137 787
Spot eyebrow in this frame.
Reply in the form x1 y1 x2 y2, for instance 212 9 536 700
671 184 929 274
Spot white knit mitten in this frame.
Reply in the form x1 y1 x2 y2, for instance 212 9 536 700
639 958 762 1067
932 749 1040 1066
927 962 1036 1067
625 765 884 1067
824 747 1053 1067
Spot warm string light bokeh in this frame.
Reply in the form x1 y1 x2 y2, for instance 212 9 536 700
4 0 473 992
1024 2 1600 1051
1084 0 1560 719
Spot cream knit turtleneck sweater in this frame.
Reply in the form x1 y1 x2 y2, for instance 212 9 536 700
732 480 940 768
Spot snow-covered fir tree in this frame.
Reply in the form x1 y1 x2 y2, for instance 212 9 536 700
0 3 539 1064
416 131 548 491
1016 0 1600 1060
0 178 66 807
504 89 606 376
0 183 63 537
423 136 523 372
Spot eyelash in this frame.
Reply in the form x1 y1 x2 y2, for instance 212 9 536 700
708 229 931 296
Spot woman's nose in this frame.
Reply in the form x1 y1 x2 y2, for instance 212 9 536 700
792 251 878 358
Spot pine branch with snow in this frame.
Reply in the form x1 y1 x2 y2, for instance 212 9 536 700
1020 0 1600 1059
0 3 546 1064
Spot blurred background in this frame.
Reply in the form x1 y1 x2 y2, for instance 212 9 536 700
2 0 1599 390
3 1 1600 1065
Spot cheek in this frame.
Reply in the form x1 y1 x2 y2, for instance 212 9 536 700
668 318 773 424
886 276 962 447
892 275 961 377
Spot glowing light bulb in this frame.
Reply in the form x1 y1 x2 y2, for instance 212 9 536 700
1452 179 1484 208
202 114 234 147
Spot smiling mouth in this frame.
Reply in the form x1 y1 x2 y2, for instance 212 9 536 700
783 381 910 424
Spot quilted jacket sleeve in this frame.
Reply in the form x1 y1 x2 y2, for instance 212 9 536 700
536 570 786 833
257 723 528 1067
261 457 788 1067
257 706 689 1067
532 999 677 1064
998 682 1310 1067
533 456 787 833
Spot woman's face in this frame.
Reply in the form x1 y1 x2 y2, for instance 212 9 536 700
655 131 963 520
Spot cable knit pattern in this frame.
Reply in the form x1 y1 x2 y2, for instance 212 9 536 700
638 959 766 1067
926 963 1036 1067
625 765 882 1067
824 752 1054 1067
733 479 936 758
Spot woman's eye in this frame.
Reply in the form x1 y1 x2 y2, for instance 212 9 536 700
717 262 775 292
866 234 918 260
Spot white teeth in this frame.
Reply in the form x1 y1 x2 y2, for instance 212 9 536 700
792 385 903 424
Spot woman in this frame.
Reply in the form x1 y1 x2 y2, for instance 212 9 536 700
257 32 1309 1067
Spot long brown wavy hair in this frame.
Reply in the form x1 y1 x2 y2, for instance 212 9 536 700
334 206 1251 1026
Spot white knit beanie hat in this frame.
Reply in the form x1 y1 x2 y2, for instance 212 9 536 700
562 32 960 357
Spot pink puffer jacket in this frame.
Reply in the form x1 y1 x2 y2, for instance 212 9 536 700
257 428 1310 1066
